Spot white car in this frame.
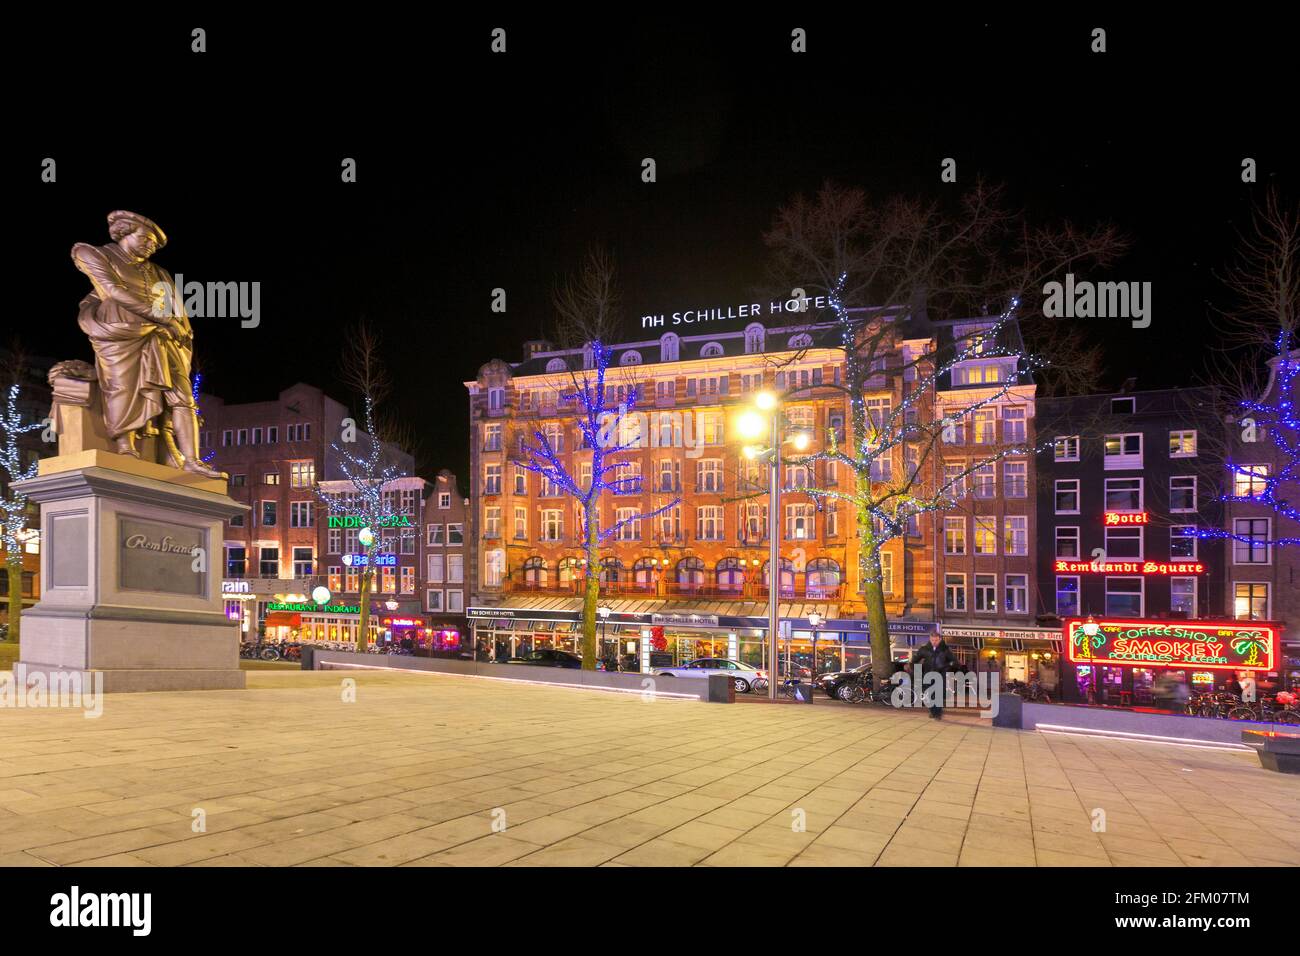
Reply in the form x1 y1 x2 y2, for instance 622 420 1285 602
655 658 767 693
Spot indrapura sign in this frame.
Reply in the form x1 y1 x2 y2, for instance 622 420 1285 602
327 515 414 528
1065 618 1278 671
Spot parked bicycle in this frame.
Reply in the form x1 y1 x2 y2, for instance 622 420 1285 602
1004 678 1053 704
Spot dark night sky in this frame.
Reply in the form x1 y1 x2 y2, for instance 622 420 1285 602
11 14 1295 483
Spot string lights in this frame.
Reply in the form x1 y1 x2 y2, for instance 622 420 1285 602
1199 327 1300 548
792 274 1049 585
0 383 44 565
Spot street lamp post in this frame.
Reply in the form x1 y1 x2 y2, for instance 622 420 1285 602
598 605 611 667
808 611 825 704
739 392 810 700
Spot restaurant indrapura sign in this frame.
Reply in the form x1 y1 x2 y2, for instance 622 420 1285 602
1064 618 1279 671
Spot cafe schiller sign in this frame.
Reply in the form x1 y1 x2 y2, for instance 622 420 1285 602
1064 618 1279 671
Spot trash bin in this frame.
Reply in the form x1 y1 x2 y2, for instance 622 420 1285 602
791 682 814 703
300 644 316 670
707 673 735 703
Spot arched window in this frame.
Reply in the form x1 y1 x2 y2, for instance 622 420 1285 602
632 557 658 587
546 358 567 374
762 557 795 594
523 556 548 588
700 341 724 358
620 350 642 366
676 556 705 585
558 557 580 587
716 557 745 592
660 332 680 362
788 333 813 349
744 323 765 354
805 557 841 598
599 557 624 584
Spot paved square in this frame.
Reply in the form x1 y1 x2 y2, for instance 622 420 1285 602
1 670 1297 866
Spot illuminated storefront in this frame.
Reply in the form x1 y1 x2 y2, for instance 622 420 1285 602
1061 617 1283 706
469 602 935 672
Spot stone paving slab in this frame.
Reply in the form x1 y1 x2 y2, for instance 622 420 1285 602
0 669 1297 867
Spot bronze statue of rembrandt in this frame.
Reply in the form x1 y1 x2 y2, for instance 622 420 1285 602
70 210 224 479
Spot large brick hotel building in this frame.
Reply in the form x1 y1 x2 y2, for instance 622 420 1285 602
464 311 1056 673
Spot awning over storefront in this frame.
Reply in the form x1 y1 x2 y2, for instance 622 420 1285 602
469 595 839 629
264 612 301 627
468 597 940 640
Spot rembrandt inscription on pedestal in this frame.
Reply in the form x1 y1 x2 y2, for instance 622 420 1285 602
118 516 206 596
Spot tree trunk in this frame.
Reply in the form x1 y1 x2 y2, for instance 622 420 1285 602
357 568 372 653
581 499 599 670
861 545 892 690
6 551 22 647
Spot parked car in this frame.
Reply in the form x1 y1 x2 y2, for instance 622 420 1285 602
815 662 871 699
502 649 582 669
655 658 766 693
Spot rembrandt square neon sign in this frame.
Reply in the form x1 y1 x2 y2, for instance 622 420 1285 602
1065 618 1278 671
1054 560 1205 575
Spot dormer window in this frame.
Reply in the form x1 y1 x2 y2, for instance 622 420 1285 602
487 387 504 411
700 341 724 358
546 358 567 374
620 350 642 366
744 323 765 354
582 343 595 369
660 332 680 362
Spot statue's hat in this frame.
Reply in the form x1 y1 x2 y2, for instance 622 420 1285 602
107 210 167 247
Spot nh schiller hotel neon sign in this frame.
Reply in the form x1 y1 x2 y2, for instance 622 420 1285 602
1065 618 1278 671
1104 511 1150 526
1054 560 1205 575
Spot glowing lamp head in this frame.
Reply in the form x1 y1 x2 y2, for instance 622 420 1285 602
358 527 375 548
311 585 331 605
742 445 760 460
736 409 766 441
791 430 811 452
755 391 777 411
1081 615 1100 637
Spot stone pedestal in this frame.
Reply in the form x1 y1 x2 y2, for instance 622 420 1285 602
14 451 249 692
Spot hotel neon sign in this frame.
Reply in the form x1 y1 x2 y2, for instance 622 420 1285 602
1103 511 1150 526
1054 560 1205 575
1065 618 1278 671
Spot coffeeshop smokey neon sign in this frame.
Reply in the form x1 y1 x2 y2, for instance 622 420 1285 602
1065 618 1278 671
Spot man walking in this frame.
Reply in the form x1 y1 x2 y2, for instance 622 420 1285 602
912 630 960 719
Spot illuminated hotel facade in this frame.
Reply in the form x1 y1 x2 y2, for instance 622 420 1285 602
465 316 982 671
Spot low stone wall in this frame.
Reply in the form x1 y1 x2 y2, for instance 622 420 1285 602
1020 700 1293 747
308 650 709 701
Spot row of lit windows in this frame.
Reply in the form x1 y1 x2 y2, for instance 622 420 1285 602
219 423 313 447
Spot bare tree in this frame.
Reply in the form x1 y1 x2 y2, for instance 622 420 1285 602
515 250 678 669
314 321 408 652
552 245 623 350
764 180 1128 687
1207 188 1300 400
